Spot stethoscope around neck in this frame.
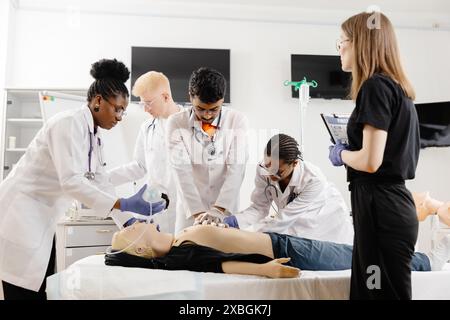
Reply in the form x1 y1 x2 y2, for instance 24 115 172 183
264 177 299 219
84 127 106 181
191 109 222 157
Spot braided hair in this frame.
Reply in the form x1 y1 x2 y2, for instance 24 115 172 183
189 67 226 103
87 58 130 102
265 134 303 163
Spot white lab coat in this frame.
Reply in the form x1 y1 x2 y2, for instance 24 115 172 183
108 114 180 233
236 161 354 245
0 105 118 291
167 106 249 233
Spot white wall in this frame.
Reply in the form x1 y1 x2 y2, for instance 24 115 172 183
3 3 450 252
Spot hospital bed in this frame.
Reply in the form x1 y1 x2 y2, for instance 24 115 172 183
47 255 450 300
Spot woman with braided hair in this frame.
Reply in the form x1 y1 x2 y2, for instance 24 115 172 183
222 134 354 245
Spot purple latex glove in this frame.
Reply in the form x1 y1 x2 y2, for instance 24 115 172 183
120 185 166 216
223 215 239 229
328 142 349 167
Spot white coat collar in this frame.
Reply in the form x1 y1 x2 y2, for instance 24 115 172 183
287 161 303 188
82 104 95 134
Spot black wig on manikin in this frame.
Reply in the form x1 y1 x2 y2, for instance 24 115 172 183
87 58 130 102
265 134 303 163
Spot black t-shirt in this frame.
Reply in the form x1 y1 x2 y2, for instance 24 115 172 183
105 242 272 273
346 73 420 182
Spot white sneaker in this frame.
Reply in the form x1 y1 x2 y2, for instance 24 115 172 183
429 235 450 271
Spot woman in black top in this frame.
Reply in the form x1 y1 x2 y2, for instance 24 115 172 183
329 12 420 299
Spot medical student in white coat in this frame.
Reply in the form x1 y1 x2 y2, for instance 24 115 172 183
108 71 182 232
0 59 165 300
167 67 249 233
224 134 353 245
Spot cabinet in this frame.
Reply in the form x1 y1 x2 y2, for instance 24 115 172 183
1 88 86 181
55 218 119 272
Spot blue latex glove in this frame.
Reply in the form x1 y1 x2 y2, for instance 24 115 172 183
328 142 349 167
123 218 160 231
223 215 239 229
120 185 166 216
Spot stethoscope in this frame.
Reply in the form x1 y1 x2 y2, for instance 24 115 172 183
146 118 157 134
84 128 106 181
191 109 222 157
264 178 299 218
146 118 157 150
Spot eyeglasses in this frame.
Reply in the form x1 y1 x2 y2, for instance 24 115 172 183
137 98 158 109
104 97 127 117
258 162 282 180
336 38 350 52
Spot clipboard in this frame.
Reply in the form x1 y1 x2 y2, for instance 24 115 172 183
320 113 350 144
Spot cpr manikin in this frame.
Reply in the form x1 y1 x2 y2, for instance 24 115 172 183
107 190 450 276
413 191 450 226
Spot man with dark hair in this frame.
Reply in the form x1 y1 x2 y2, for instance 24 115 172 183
224 134 354 245
167 67 249 233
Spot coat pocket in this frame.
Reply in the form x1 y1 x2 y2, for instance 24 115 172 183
0 192 52 249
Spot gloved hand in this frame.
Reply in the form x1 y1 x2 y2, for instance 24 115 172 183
223 215 239 229
120 185 166 216
328 141 349 167
193 207 225 226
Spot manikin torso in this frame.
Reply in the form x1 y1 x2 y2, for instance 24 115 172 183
173 225 274 259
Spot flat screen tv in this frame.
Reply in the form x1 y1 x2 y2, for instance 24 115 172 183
415 101 450 148
290 54 351 99
131 47 230 103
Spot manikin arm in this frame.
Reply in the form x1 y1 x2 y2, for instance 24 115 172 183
222 258 300 278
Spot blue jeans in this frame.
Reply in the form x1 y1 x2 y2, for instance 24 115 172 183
267 232 430 271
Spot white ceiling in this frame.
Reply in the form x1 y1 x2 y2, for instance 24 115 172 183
14 0 450 30
169 0 450 13
15 0 450 13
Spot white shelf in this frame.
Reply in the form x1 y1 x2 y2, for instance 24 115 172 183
7 118 43 129
7 118 43 122
6 148 27 152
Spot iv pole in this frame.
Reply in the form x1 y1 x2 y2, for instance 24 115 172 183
284 77 318 155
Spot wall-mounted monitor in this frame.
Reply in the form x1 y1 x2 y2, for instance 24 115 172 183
290 54 351 99
415 101 450 148
131 47 230 103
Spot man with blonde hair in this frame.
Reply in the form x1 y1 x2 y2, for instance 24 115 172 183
108 71 182 232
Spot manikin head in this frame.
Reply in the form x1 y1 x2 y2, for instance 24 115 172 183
111 222 172 258
189 67 226 124
87 58 130 130
261 134 303 183
132 71 174 118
